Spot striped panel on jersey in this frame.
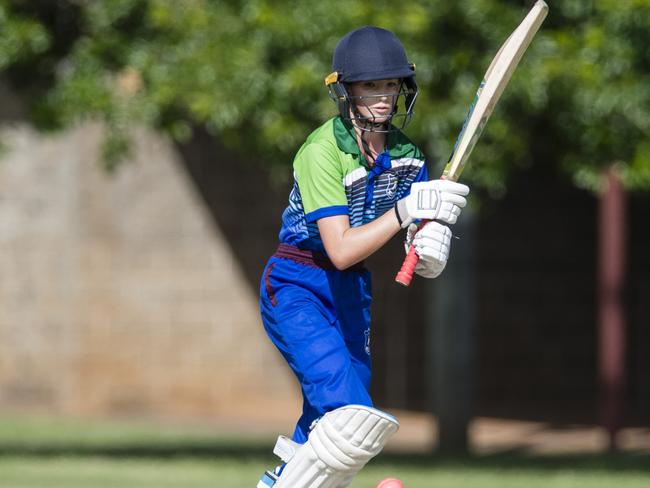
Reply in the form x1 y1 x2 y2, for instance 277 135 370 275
344 167 368 228
370 157 425 221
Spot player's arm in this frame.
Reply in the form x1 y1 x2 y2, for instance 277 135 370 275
318 179 469 270
298 143 467 270
297 143 401 270
317 211 401 271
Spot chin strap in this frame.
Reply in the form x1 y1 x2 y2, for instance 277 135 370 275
359 130 377 163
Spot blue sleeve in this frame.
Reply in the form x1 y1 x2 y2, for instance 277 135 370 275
305 205 349 223
414 163 429 183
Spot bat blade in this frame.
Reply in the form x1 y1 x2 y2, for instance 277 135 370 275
442 1 548 182
395 0 548 286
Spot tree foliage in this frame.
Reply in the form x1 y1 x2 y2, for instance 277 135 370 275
0 0 649 192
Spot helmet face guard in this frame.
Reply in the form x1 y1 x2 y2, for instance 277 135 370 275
326 74 418 133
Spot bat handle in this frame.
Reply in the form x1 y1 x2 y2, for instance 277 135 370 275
395 245 419 286
394 220 428 286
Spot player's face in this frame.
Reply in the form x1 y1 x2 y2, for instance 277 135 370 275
348 79 400 123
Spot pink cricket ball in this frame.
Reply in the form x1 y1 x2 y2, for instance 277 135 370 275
375 478 405 488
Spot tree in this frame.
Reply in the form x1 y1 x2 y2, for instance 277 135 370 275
1 0 648 188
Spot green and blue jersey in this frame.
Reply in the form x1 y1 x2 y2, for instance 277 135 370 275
279 117 428 253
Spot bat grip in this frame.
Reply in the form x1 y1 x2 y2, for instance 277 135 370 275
394 220 428 286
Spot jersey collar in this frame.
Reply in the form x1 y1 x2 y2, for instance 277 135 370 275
332 117 413 163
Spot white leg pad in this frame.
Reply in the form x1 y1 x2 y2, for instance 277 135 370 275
275 405 399 488
336 475 355 488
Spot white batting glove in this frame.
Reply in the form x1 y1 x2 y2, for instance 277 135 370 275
405 222 452 279
395 179 469 228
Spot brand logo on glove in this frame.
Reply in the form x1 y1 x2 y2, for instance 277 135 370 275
416 188 440 211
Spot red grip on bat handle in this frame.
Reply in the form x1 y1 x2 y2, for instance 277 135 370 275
395 245 419 286
394 220 429 286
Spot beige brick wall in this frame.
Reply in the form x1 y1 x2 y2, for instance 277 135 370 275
0 123 300 424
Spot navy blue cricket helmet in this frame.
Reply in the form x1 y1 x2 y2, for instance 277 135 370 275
325 26 418 131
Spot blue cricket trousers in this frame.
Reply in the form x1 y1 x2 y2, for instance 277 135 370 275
259 244 373 444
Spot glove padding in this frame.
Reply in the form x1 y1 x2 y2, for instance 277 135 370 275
395 179 469 228
405 221 452 279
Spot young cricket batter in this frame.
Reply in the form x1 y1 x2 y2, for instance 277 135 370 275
258 26 469 488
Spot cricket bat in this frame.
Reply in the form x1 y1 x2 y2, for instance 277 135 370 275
395 0 549 286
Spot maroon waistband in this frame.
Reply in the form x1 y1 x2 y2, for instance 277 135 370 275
274 244 367 272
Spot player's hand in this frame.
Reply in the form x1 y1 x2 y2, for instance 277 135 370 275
405 222 452 279
395 179 469 228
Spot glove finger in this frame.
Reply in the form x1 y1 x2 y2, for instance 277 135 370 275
414 258 446 279
417 251 448 264
416 221 452 239
439 192 467 208
417 247 448 261
436 180 470 196
416 237 452 254
450 204 463 223
413 231 449 249
415 241 449 262
435 205 459 225
415 223 451 261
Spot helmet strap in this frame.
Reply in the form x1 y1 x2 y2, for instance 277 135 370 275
355 120 387 165
359 130 376 164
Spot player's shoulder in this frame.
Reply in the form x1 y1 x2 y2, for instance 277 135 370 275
293 118 344 170
301 118 340 151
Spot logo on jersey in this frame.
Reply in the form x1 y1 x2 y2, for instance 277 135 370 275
385 173 398 198
364 328 371 355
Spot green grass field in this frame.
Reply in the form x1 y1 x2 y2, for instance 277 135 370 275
0 414 648 488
